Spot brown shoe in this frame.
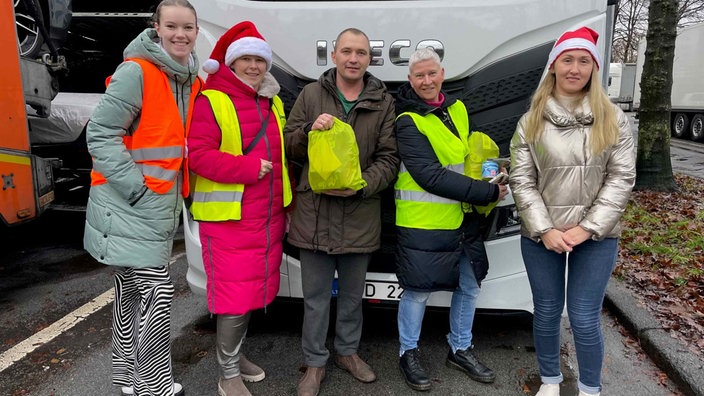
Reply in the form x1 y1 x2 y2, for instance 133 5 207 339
334 353 377 383
218 376 251 396
240 354 265 383
297 366 325 396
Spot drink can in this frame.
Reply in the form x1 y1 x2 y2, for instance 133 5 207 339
481 160 499 179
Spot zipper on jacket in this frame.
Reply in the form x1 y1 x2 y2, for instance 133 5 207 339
438 108 460 137
256 97 274 313
205 236 217 313
172 74 182 229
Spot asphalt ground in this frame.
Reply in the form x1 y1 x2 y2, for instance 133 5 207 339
604 282 704 396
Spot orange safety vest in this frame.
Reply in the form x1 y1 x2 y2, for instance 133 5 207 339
90 58 202 197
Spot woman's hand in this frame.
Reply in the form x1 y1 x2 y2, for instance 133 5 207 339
497 184 509 201
540 229 573 254
258 159 273 179
562 226 592 248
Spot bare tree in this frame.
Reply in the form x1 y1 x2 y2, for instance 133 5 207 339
611 0 704 63
677 0 704 25
635 0 678 191
612 0 648 62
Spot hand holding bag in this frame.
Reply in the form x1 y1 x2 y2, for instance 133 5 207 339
307 117 367 193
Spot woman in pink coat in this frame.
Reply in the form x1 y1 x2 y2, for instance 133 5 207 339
187 21 292 396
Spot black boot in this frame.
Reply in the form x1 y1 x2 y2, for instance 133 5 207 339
399 348 432 391
446 346 495 383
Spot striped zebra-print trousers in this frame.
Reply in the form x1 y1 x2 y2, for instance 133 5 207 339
112 266 177 396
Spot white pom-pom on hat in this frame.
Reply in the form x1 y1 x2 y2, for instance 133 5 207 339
202 58 220 74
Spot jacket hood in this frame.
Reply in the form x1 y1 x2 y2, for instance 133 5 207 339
123 28 200 85
320 68 388 103
395 81 457 115
205 64 280 99
544 95 594 127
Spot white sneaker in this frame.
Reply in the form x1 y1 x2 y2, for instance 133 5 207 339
536 383 560 396
578 391 600 396
121 383 184 396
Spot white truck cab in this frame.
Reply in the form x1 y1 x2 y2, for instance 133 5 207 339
183 0 617 313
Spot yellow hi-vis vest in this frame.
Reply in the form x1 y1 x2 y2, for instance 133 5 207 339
189 90 292 221
394 100 470 230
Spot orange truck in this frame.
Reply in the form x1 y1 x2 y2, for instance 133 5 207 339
2 1 159 226
1 0 64 225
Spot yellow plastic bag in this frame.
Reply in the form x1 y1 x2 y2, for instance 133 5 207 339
463 131 500 216
465 131 500 180
308 117 367 193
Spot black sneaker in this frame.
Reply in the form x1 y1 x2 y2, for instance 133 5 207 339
446 346 496 383
399 348 432 391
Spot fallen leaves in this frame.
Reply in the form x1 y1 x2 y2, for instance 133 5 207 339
615 174 704 357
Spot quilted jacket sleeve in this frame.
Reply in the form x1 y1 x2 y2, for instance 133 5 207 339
509 116 555 238
86 61 146 204
579 108 636 239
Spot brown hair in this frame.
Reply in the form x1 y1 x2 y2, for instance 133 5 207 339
334 28 371 53
153 0 197 26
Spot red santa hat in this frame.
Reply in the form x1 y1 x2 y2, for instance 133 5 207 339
547 26 602 70
201 21 272 74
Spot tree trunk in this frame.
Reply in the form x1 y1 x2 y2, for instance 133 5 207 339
636 0 678 191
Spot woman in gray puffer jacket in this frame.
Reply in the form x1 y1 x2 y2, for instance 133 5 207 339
509 27 635 396
83 1 201 395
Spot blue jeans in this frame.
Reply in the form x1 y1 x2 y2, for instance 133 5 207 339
398 253 480 355
521 236 618 394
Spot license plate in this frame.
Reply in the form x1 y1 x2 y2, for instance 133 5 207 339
331 279 404 301
364 280 405 301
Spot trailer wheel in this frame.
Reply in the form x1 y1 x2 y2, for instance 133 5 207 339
14 0 45 58
690 114 704 142
672 113 690 139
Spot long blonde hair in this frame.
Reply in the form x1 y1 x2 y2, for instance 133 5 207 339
523 66 619 155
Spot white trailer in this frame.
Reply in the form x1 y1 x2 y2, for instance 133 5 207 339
608 62 623 101
609 62 636 111
633 22 704 141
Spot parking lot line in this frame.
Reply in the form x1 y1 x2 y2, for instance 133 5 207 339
0 288 114 373
0 252 186 373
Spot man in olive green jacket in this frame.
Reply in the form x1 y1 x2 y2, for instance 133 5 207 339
284 27 399 396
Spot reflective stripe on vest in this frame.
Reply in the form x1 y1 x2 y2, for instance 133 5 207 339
394 100 470 230
395 163 464 205
189 90 292 221
90 58 201 197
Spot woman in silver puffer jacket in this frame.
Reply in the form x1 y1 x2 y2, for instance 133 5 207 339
509 27 636 396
